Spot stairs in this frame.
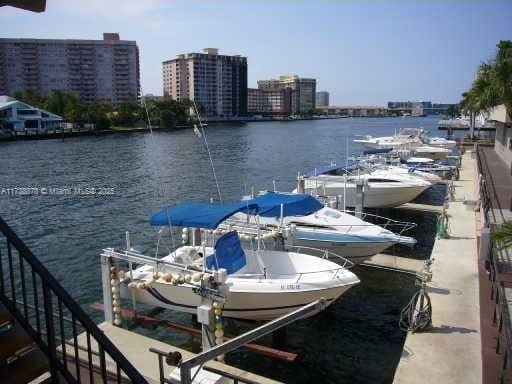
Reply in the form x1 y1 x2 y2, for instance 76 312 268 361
0 304 50 384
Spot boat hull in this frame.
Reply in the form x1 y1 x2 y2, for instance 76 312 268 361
285 237 394 262
120 279 355 320
303 182 429 208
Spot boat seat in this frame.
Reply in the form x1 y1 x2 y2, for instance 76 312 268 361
206 231 246 274
172 246 202 265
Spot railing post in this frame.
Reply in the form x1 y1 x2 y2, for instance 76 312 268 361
43 282 59 382
479 227 491 264
101 253 114 324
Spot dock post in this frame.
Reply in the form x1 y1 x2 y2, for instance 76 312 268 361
355 179 365 218
101 253 113 324
479 226 491 264
297 174 305 194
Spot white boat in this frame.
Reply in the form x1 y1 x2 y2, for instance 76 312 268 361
412 145 451 160
368 164 442 184
357 155 443 184
116 202 359 321
221 192 416 262
297 163 431 208
423 136 456 149
353 128 423 149
405 157 456 176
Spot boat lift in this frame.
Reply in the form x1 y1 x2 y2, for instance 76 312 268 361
100 238 329 383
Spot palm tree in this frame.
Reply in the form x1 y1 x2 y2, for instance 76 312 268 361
461 40 512 120
493 221 512 250
494 40 512 120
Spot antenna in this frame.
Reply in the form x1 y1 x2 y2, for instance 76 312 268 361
192 100 222 202
141 91 176 251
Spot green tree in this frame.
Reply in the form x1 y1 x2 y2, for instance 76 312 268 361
461 40 512 119
445 104 460 118
13 88 47 109
493 221 512 250
111 101 144 127
87 101 113 130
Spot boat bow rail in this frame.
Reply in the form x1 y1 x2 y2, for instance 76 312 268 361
101 247 204 274
287 245 354 269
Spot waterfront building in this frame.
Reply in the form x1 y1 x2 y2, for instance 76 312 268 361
316 91 329 107
387 101 456 115
0 95 62 133
257 75 316 115
0 33 140 105
317 105 388 117
488 104 512 167
247 88 292 115
162 48 247 117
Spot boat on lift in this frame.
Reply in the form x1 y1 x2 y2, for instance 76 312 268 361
409 145 452 160
422 136 456 149
296 162 432 208
353 128 424 149
404 157 456 177
117 201 359 321
221 192 416 262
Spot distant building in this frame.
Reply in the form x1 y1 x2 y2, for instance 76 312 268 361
387 101 455 115
247 88 292 115
0 33 140 105
257 75 316 115
317 105 388 117
316 91 329 107
162 48 247 117
0 95 62 133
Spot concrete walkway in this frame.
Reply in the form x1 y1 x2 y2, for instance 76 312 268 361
361 254 425 275
393 152 482 384
74 322 282 384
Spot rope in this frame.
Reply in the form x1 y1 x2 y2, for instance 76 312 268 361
399 285 432 333
436 212 450 239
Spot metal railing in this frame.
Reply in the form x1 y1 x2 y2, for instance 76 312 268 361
149 348 260 384
0 216 148 384
103 246 352 284
487 241 512 382
476 145 512 383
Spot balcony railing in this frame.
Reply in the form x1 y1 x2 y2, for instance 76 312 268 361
0 216 148 384
477 144 512 383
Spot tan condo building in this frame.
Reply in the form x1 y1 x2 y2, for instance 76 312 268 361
162 48 247 117
257 75 316 115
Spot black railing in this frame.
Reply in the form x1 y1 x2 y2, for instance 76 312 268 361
476 145 512 383
149 348 260 384
0 216 148 384
488 242 512 381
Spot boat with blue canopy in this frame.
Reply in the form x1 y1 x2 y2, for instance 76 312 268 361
221 191 417 262
113 200 360 320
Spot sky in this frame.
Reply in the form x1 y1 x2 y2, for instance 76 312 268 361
1 0 511 105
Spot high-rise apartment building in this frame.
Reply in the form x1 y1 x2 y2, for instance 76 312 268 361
162 48 247 117
316 91 329 107
0 33 140 105
257 75 316 115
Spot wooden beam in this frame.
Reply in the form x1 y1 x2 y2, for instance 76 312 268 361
90 302 297 362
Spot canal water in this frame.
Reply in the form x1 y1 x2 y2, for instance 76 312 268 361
1 116 449 383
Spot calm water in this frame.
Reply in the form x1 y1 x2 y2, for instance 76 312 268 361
0 116 447 383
